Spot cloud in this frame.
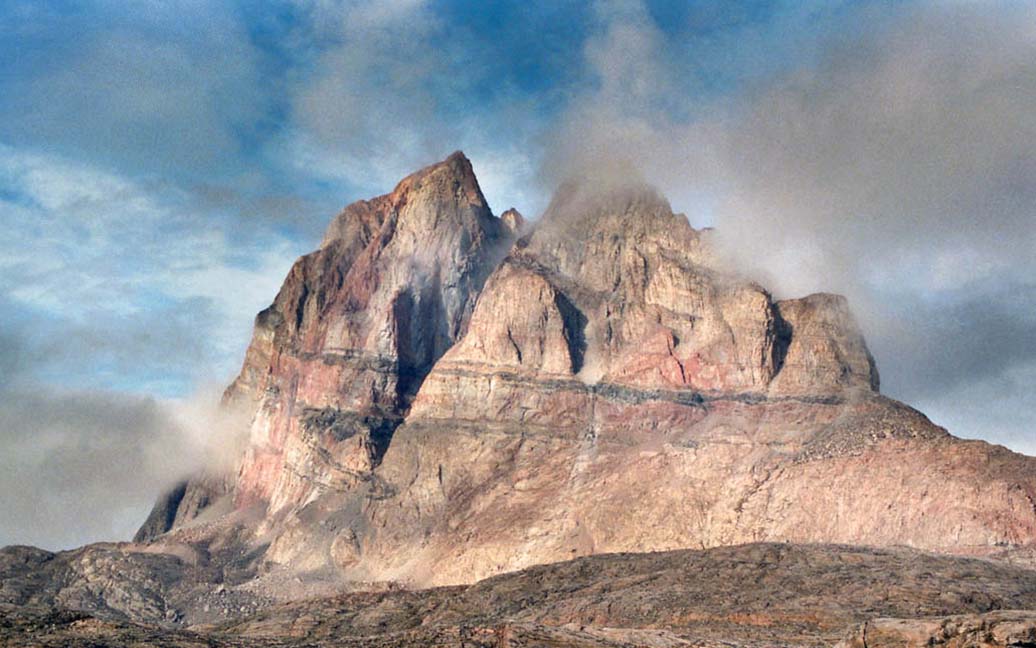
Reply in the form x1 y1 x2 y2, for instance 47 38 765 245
278 0 571 215
913 363 1036 458
696 3 1036 449
0 0 269 183
0 379 249 551
542 0 1036 452
282 0 462 189
0 145 301 394
868 284 1036 451
705 3 1036 299
874 285 1036 397
0 144 273 549
569 1 1036 299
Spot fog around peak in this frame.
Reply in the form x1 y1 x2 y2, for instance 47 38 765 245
538 1 1036 453
1 0 1033 549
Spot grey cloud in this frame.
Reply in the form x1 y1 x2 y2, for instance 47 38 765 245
0 383 237 550
0 330 30 386
546 2 1036 289
913 363 1036 455
0 300 251 550
0 117 300 551
36 300 218 394
696 4 1036 451
705 3 1036 298
0 313 252 549
0 146 302 392
0 2 268 181
0 388 168 549
874 285 1036 400
543 1 1036 452
281 0 551 214
287 0 463 187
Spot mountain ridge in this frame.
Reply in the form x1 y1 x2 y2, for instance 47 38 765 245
133 153 1036 587
5 151 1036 647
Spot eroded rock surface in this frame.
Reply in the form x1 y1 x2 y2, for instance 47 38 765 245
837 611 1036 648
8 152 1036 646
5 544 1036 647
124 152 1036 588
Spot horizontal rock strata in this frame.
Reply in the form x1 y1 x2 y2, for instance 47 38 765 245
127 152 1036 589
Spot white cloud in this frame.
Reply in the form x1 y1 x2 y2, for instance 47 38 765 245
0 2 267 179
283 0 453 189
0 145 301 386
0 382 250 550
0 145 292 548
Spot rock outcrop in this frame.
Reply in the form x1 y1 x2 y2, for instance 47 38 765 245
7 150 1036 648
139 153 512 545
6 543 1036 647
134 152 1036 588
837 611 1036 648
232 152 510 516
134 475 232 543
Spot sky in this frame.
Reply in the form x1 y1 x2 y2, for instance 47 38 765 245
1 0 1034 550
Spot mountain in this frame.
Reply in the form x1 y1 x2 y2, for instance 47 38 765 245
139 151 1036 586
4 151 1036 646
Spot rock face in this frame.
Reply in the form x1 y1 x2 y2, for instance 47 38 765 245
134 475 232 543
136 152 1036 587
836 611 1036 648
233 152 509 517
138 153 511 547
6 543 1036 647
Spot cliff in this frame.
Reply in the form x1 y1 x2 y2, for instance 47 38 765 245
133 152 1036 589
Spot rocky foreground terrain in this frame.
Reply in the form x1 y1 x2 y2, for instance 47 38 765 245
4 152 1036 646
6 543 1036 647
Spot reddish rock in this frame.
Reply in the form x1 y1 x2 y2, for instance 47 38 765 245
499 207 526 236
137 153 1036 590
837 611 1036 648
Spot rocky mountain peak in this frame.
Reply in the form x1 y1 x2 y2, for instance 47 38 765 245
221 152 512 514
531 179 681 247
500 207 526 236
513 179 707 301
320 150 493 250
396 150 484 200
541 177 672 222
131 154 1036 594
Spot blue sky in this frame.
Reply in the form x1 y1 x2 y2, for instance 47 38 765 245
1 0 1035 548
0 0 837 397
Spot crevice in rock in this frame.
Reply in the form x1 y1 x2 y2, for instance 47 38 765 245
392 279 449 409
554 291 587 374
506 326 523 364
770 303 793 381
133 481 188 543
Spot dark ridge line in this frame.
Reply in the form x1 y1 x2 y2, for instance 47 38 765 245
426 365 848 408
282 348 850 408
256 350 851 416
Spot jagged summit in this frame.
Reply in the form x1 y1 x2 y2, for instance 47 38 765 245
499 207 525 236
538 176 674 228
7 149 1036 647
127 152 1036 590
220 151 512 516
320 150 493 249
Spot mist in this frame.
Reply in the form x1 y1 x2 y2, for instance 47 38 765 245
2 0 1034 552
541 1 1036 451
0 376 249 550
